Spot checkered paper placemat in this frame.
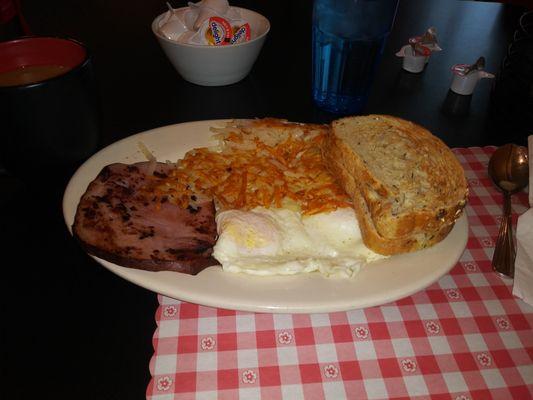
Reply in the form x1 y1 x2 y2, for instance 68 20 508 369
147 147 533 400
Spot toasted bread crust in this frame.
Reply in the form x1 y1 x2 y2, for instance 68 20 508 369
324 115 468 255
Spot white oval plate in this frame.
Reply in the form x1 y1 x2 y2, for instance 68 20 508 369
63 120 468 313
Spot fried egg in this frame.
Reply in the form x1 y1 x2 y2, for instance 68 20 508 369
213 207 384 277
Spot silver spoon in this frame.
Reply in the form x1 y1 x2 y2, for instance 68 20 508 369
488 144 529 278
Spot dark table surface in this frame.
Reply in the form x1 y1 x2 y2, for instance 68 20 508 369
1 0 528 399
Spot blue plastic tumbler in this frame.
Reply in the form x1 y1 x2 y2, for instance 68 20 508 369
312 0 399 114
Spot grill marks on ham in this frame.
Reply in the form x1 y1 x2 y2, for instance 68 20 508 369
72 162 217 274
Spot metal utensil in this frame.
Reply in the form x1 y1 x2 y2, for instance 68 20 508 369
488 144 529 278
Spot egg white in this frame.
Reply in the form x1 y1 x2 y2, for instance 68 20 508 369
213 207 384 278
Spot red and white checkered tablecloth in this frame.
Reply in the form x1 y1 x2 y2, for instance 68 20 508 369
146 147 533 400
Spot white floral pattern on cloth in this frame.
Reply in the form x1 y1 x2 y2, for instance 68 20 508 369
455 395 471 400
278 331 293 345
401 359 417 373
156 376 173 391
468 179 481 187
242 369 257 384
201 336 216 350
481 238 495 248
324 364 339 379
476 353 492 367
496 317 510 330
163 305 178 318
425 321 441 335
446 289 461 300
495 215 505 224
354 326 369 339
463 262 478 272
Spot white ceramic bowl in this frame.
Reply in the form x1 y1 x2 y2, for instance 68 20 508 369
152 7 270 86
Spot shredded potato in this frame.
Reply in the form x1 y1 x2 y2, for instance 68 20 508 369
144 121 352 215
137 141 156 162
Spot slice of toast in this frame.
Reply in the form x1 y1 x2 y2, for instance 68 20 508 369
324 115 468 255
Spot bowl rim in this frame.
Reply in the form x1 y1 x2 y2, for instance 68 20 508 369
0 35 91 90
151 6 270 49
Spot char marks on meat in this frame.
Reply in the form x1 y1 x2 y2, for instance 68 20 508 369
72 162 217 274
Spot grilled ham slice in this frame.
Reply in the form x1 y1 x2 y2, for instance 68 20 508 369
72 162 217 274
